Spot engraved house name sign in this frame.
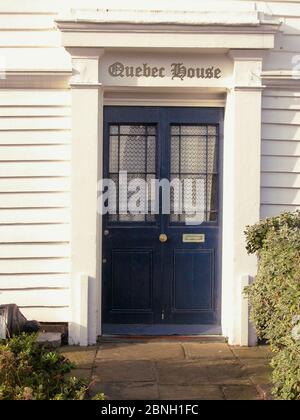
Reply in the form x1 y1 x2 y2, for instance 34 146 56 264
108 61 222 80
101 54 232 87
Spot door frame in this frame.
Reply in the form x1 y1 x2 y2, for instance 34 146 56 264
66 54 264 347
101 104 224 335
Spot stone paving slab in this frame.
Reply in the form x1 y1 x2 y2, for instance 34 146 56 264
159 384 224 400
155 360 210 385
91 381 159 400
222 384 260 401
61 340 272 400
94 360 156 383
205 361 251 385
231 346 272 360
249 370 272 386
61 346 97 369
183 343 234 360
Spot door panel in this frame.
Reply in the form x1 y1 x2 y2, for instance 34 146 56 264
112 250 153 311
102 106 222 331
173 249 213 311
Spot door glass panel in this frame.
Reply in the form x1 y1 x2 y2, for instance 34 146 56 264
180 136 206 173
108 124 156 223
170 124 218 223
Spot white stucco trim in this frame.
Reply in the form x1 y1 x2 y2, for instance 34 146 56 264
104 99 226 107
57 7 280 51
59 0 280 28
104 92 226 107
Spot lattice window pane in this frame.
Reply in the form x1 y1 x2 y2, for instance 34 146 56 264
108 124 157 223
208 126 217 135
181 136 206 173
147 137 156 172
146 174 156 222
120 125 146 135
107 173 118 215
207 174 218 214
180 125 207 136
170 124 218 224
147 126 156 135
207 136 217 173
109 136 119 172
171 126 180 135
120 136 145 172
171 136 180 172
182 175 206 211
170 175 182 218
110 125 119 135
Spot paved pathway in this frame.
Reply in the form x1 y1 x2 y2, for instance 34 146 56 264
61 338 272 400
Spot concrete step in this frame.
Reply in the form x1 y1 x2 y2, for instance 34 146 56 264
40 323 68 345
98 335 226 344
37 332 62 348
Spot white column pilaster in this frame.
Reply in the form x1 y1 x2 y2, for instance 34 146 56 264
222 50 263 346
68 52 104 345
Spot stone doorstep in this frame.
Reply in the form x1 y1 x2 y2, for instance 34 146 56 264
98 335 226 344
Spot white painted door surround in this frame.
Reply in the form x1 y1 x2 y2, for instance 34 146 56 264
56 4 280 345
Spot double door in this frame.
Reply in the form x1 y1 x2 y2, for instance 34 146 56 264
102 106 222 332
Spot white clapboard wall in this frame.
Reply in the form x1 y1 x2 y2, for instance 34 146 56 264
256 1 300 218
0 0 71 322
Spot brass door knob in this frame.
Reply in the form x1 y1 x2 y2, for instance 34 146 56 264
159 233 168 243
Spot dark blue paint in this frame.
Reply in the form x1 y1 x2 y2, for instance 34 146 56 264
102 107 223 332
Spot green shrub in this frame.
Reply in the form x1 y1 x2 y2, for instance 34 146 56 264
0 333 104 400
245 210 300 254
271 341 300 400
245 212 300 400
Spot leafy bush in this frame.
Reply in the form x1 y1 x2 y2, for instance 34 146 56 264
245 212 300 400
0 333 103 400
271 341 300 400
245 210 300 254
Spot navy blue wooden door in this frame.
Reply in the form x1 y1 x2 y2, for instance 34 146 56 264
102 107 222 332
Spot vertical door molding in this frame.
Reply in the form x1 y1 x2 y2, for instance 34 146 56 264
222 50 264 345
68 51 104 345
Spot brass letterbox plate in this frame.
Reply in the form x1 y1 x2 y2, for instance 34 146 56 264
182 234 205 243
